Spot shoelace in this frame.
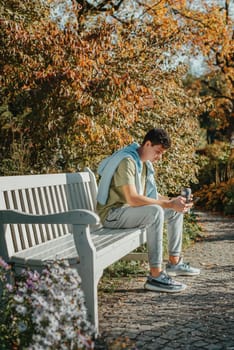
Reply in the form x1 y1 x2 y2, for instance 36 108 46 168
181 262 190 270
160 272 173 284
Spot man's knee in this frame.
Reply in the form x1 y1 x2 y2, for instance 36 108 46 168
147 204 164 222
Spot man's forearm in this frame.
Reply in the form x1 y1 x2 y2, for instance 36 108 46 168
126 193 172 209
122 184 190 213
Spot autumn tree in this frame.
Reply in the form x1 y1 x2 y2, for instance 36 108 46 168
1 0 232 197
77 0 233 135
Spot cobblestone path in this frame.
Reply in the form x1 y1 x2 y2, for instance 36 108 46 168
97 211 234 350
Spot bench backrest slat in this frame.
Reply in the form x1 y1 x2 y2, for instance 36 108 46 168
0 170 97 259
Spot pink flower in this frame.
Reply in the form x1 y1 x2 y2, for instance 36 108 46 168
0 257 11 270
6 283 13 292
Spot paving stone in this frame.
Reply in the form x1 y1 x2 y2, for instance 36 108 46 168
206 345 224 350
192 340 209 348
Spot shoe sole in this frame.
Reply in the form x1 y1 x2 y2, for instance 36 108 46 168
144 282 187 293
166 271 200 277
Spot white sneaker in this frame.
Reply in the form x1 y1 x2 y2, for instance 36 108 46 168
144 271 187 293
166 257 200 277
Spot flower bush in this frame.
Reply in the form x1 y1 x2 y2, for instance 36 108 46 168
0 257 95 349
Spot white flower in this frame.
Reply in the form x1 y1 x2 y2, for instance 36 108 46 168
16 305 27 315
30 344 45 350
13 294 24 303
32 294 49 308
63 326 76 339
18 286 27 294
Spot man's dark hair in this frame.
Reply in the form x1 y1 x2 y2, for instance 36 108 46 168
142 128 171 149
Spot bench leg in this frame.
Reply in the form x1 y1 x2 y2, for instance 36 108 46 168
77 267 103 334
73 224 101 333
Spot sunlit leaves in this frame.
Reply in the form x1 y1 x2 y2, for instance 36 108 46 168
0 0 232 197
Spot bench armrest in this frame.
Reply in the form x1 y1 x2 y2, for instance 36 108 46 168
0 209 100 226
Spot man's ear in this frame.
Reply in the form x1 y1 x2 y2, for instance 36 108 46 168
145 140 152 147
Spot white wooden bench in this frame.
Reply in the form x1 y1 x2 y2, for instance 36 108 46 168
0 168 147 332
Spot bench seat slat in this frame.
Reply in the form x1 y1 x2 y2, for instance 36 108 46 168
30 246 77 261
12 233 74 258
11 246 78 266
91 227 143 250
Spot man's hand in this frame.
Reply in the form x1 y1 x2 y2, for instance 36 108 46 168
122 185 193 212
169 196 193 213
